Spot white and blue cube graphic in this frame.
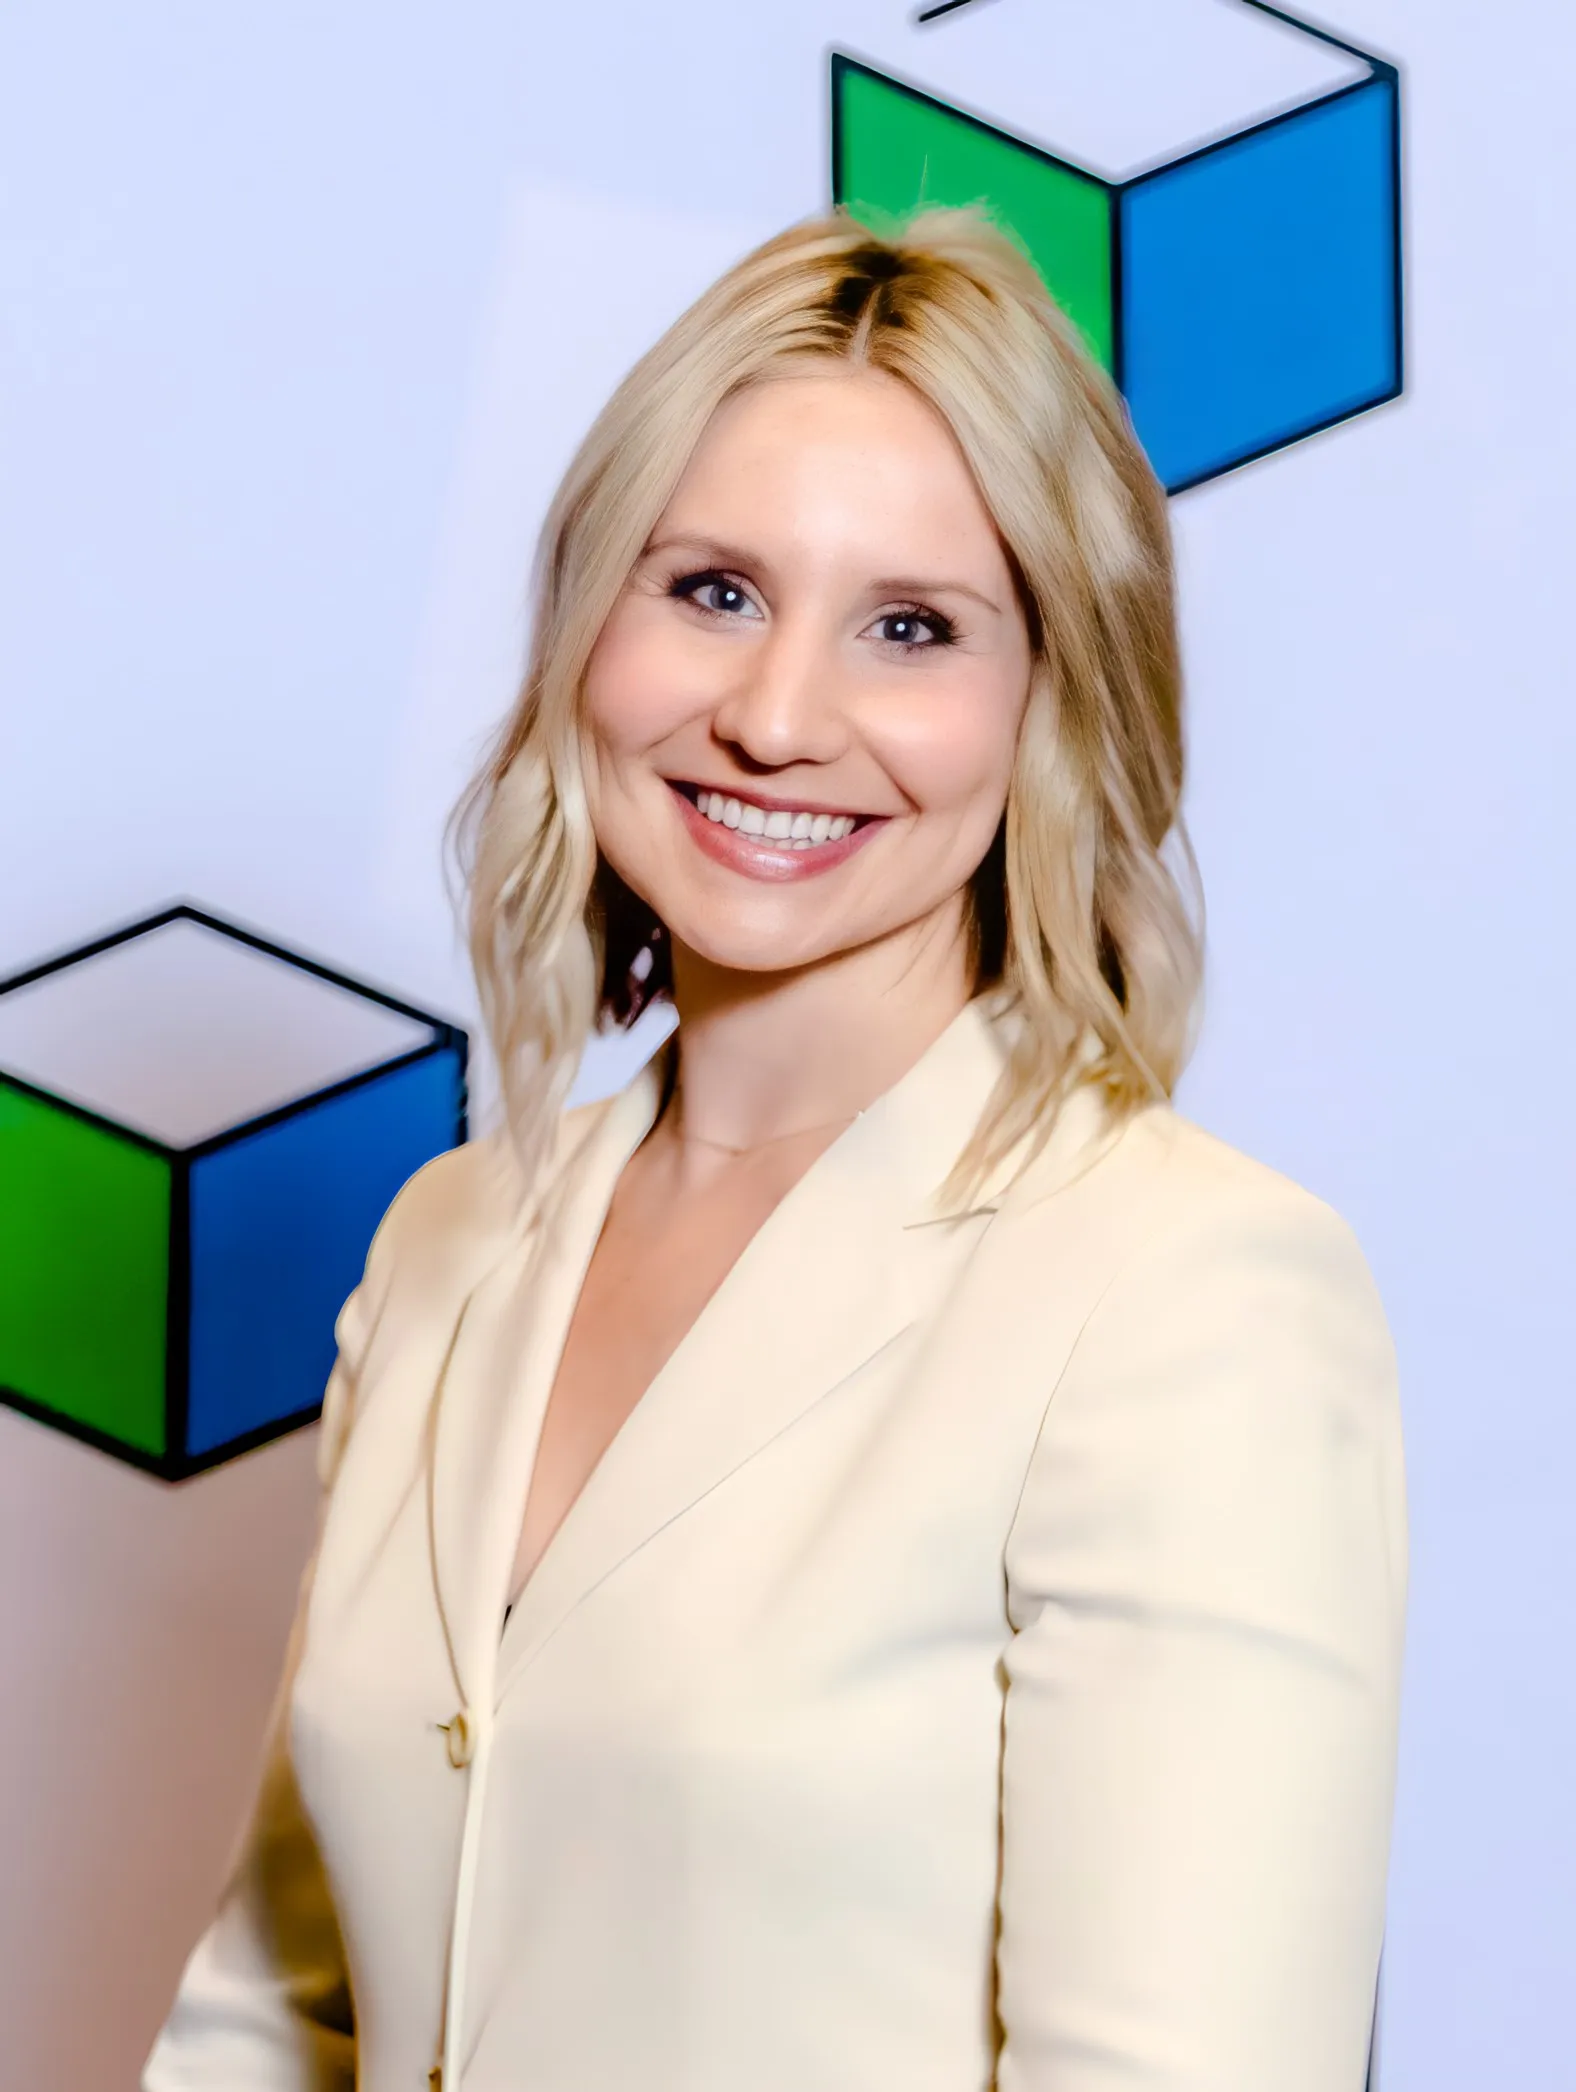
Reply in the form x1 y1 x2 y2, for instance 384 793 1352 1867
0 905 467 1478
834 0 1403 492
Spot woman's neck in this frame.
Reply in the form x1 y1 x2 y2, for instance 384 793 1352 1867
660 928 975 1162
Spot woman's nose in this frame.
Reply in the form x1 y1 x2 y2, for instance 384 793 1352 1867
708 620 852 768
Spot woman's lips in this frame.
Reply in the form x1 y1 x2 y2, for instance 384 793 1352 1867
667 782 887 883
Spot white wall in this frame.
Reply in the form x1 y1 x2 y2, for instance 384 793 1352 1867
1 3 1572 2086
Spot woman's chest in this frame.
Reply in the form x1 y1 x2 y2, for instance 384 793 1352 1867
310 1290 1045 1714
295 1257 1065 1847
292 1317 1043 2021
283 1197 1113 2074
300 1181 1104 1747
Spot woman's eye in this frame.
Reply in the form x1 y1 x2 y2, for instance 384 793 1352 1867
870 608 955 650
672 572 762 620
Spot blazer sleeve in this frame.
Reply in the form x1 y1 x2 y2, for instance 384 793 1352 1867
141 1280 368 2092
994 1172 1409 2091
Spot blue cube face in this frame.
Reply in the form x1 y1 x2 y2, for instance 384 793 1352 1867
1120 72 1401 491
184 1044 465 1461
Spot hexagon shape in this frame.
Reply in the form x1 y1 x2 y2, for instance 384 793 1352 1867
832 0 1402 492
0 904 467 1478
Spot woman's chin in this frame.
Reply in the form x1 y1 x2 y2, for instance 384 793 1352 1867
658 913 856 983
673 940 838 982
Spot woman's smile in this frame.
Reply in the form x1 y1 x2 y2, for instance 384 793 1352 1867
666 778 889 882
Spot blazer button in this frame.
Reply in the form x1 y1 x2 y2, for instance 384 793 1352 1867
428 2070 443 2090
440 1709 474 1769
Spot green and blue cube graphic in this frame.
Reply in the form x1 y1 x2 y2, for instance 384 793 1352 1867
832 0 1401 492
0 905 467 1478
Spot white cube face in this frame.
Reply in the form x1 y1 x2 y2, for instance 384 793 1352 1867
0 918 437 1150
848 0 1370 181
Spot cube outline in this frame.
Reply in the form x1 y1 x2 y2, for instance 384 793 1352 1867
0 900 468 1481
829 0 1404 494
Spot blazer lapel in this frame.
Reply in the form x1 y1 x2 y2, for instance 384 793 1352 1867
426 1066 667 1719
495 997 1029 1689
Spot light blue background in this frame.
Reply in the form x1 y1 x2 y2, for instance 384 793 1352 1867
1 3 1571 2086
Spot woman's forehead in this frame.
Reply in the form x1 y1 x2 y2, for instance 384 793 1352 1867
658 371 1006 568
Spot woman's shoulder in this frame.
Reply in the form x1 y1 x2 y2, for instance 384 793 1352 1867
317 1100 615 1484
1031 1091 1373 1249
352 1097 614 1312
1002 1092 1391 1351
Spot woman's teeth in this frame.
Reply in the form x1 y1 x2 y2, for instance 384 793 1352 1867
694 790 859 849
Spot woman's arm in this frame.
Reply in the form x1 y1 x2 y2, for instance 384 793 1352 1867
995 1169 1408 2090
141 1296 366 2092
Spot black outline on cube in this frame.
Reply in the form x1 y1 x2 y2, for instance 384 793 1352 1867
830 0 1405 495
0 900 469 1481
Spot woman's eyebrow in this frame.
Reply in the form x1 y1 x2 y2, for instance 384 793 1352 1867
868 574 1007 616
642 532 772 579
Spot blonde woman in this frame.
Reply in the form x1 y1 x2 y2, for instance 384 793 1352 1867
144 210 1407 2092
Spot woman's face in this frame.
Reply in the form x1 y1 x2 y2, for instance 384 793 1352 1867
582 367 1034 986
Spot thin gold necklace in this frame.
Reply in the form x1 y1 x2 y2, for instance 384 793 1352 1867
668 1100 862 1159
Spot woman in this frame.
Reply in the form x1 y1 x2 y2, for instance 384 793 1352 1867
144 209 1407 2092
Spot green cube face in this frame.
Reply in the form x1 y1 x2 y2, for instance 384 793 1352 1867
0 1080 171 1456
832 55 1116 375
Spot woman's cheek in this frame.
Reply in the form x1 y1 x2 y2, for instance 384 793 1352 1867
585 601 691 751
872 686 1019 823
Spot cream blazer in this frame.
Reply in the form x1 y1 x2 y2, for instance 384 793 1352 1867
143 998 1408 2092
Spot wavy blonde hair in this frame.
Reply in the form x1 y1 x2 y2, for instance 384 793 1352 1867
449 205 1204 1212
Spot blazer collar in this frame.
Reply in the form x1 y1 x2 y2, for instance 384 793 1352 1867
426 995 1119 1713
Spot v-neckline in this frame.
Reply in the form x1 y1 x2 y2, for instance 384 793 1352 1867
498 1046 838 1637
441 996 1070 1707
